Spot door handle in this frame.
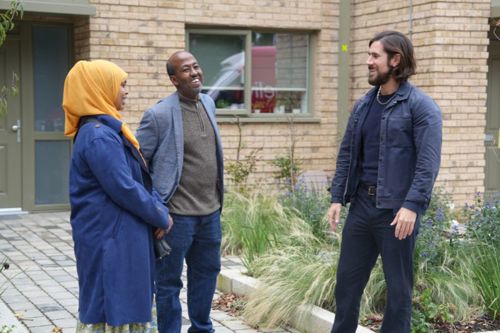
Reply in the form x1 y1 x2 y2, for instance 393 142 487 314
11 120 21 143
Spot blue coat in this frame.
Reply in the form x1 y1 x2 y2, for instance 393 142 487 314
136 92 224 207
330 81 442 214
69 115 169 326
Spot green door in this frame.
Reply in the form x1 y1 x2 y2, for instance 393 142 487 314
486 42 500 199
0 38 22 209
1 23 71 211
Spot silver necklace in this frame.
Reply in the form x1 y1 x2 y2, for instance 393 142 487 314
376 87 395 105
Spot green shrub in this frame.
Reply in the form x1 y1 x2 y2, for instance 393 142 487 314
279 183 332 240
223 188 493 329
414 188 454 268
222 190 339 328
270 154 301 190
0 1 22 117
225 150 259 194
269 117 301 191
224 117 262 194
461 194 500 319
412 260 483 325
221 191 311 273
411 189 482 323
414 287 454 326
467 243 500 319
463 195 500 246
243 242 338 328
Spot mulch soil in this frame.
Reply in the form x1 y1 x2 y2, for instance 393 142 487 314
434 315 500 333
212 292 246 317
364 314 500 332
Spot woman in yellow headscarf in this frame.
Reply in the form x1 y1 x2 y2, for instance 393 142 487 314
63 60 171 332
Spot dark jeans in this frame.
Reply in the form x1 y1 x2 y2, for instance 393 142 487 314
155 210 222 333
331 188 419 333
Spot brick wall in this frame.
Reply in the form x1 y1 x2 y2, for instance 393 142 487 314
83 0 340 190
77 0 491 203
351 0 490 204
74 16 90 60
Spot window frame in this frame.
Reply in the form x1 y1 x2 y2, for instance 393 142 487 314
186 28 314 119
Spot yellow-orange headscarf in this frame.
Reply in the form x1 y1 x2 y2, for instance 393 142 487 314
62 59 140 151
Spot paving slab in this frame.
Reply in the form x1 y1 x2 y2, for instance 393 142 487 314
0 212 291 333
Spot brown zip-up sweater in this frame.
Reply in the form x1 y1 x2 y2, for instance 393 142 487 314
167 94 220 215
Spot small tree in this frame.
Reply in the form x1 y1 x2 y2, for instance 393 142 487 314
270 116 301 191
0 0 22 117
225 117 262 193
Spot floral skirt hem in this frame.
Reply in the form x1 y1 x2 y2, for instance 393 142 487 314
76 301 158 333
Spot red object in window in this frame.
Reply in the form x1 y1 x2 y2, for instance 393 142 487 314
252 46 276 113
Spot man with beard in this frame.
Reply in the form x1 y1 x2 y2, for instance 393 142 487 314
137 51 224 333
327 31 442 333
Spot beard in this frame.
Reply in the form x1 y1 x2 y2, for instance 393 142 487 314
368 66 393 86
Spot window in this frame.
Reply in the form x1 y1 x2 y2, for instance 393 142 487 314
188 30 310 116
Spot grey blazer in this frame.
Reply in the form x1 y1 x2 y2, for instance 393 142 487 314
136 92 224 208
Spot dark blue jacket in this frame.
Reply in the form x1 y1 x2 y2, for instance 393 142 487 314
70 115 169 326
330 81 442 214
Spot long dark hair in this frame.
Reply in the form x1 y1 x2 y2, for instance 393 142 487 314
369 31 416 82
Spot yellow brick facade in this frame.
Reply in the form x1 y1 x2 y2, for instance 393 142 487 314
350 0 490 204
75 0 340 192
72 0 491 204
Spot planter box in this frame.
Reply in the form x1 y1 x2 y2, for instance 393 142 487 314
217 267 374 333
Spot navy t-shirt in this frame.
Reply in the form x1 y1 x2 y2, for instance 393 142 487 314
360 92 395 185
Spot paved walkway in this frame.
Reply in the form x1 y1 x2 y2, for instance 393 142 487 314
0 212 291 333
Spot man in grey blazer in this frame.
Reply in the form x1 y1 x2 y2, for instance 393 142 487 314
136 51 224 333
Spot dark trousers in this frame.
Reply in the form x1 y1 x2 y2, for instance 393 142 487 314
155 210 222 333
331 188 418 333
